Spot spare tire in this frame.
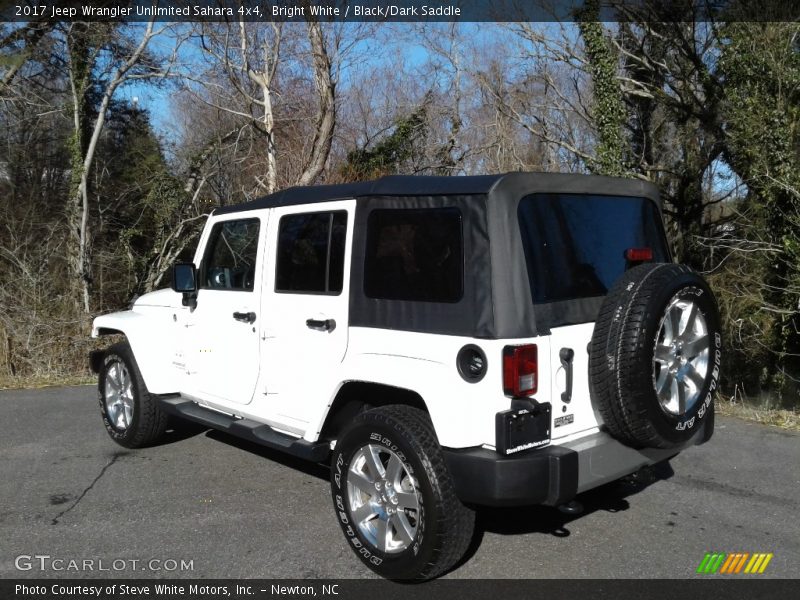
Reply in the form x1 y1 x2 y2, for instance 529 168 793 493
589 263 722 449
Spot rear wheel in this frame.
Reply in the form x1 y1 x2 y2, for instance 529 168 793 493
330 405 474 580
98 342 168 448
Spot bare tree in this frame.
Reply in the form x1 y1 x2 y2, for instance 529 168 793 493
64 20 178 317
0 20 56 94
188 15 337 196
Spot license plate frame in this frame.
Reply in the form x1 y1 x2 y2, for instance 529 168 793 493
496 402 552 455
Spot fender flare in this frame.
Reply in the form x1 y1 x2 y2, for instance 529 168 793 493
92 311 180 395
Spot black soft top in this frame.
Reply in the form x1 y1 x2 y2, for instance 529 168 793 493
211 172 663 338
213 174 506 215
213 172 661 215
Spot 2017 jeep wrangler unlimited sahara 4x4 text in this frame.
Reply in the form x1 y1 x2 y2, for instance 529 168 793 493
90 172 721 580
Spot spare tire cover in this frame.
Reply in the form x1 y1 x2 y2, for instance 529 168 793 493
589 263 722 449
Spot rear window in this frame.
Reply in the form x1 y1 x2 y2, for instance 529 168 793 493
364 208 463 303
518 194 669 303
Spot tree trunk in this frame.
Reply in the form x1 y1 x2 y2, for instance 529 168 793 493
261 82 277 194
297 18 335 186
65 20 157 319
66 26 92 319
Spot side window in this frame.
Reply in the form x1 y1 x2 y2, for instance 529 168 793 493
364 208 463 303
276 211 347 294
200 219 260 291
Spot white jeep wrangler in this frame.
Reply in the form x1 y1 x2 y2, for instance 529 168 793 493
91 172 721 580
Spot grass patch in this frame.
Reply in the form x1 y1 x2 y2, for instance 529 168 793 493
0 373 94 390
716 395 800 431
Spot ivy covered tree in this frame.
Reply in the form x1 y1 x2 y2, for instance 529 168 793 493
715 17 800 400
341 100 430 180
576 0 629 177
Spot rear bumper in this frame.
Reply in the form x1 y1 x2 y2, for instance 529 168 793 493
443 444 579 507
442 410 713 507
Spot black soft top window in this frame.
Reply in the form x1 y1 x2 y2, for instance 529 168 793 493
364 208 464 303
518 194 669 304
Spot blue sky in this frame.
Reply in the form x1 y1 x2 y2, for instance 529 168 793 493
122 22 492 140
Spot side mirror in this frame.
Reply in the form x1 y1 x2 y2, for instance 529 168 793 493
171 262 197 293
171 263 198 309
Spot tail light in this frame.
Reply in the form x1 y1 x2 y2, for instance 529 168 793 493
503 344 537 397
624 247 653 262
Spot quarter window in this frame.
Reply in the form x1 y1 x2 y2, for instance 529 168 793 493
200 219 260 291
276 211 347 294
364 208 464 303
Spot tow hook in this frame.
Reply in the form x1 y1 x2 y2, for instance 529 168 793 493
622 465 657 486
623 465 656 485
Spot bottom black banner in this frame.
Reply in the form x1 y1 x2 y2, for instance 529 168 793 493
2 579 797 600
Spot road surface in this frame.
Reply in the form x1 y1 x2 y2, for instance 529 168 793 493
1 386 797 579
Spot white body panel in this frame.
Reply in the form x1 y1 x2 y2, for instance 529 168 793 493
547 322 601 440
181 288 261 404
310 328 553 448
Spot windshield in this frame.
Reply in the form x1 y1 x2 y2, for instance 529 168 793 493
518 193 669 304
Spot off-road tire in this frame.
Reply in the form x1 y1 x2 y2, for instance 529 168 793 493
98 341 168 448
330 405 474 580
589 263 721 449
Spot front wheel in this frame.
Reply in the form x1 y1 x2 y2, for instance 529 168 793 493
330 405 474 580
98 341 168 448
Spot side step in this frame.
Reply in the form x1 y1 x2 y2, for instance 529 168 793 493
159 397 330 462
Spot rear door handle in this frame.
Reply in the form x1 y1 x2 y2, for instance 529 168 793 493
306 318 335 332
559 347 575 404
233 311 256 324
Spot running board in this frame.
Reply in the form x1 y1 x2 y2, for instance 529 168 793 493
158 397 330 462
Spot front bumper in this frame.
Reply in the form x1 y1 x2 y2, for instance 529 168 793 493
442 410 713 507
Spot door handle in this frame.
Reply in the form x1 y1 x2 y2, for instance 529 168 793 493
559 348 574 404
306 318 335 332
233 311 256 324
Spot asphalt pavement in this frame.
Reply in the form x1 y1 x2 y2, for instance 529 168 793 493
1 385 798 579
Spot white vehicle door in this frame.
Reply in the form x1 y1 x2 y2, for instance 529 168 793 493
258 201 354 432
183 215 265 405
